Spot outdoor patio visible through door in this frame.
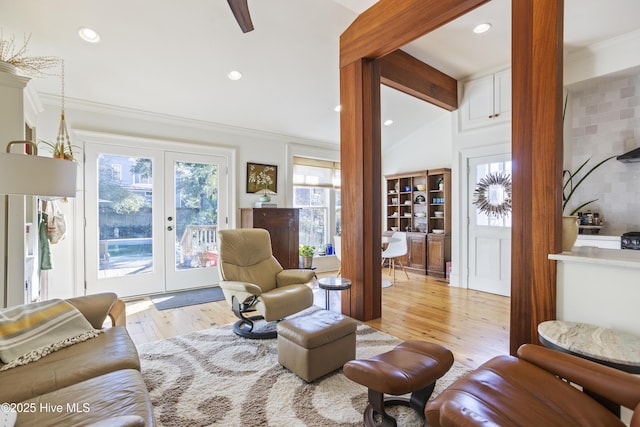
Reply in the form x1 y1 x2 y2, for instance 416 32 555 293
84 142 228 297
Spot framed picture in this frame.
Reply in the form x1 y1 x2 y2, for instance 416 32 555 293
246 162 277 193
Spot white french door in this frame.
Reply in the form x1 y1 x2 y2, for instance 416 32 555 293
84 143 228 297
468 153 512 297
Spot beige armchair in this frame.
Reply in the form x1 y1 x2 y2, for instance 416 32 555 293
217 228 315 338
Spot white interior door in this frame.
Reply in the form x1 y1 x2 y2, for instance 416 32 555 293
85 144 228 297
468 154 512 296
164 152 227 292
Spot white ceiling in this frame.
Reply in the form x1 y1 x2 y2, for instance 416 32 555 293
1 0 639 146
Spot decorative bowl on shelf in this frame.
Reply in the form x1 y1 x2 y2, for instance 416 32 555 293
416 184 426 191
414 212 426 217
434 211 444 217
432 229 445 234
390 226 398 231
414 195 426 203
404 200 412 205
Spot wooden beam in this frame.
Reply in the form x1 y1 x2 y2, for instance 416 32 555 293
340 0 489 68
510 0 563 355
340 58 382 321
379 49 458 111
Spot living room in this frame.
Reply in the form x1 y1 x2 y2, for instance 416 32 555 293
2 0 640 426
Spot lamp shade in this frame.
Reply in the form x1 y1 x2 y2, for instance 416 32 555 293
0 152 77 197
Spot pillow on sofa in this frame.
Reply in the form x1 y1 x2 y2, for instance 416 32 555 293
0 299 101 371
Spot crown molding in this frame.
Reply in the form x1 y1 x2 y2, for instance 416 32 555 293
38 93 338 148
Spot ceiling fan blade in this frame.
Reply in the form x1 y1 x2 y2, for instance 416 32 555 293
227 0 254 33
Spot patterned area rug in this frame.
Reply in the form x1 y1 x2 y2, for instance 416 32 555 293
137 319 470 426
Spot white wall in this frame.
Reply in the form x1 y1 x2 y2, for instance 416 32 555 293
35 97 338 298
382 113 452 174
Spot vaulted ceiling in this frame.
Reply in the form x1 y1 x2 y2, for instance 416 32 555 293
1 0 639 146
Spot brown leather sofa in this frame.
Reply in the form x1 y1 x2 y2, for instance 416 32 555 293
426 344 640 427
1 293 155 427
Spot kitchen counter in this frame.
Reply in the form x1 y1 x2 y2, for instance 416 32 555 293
549 246 640 269
549 247 640 337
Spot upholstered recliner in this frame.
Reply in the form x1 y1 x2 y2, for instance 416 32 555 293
217 228 315 339
426 344 640 427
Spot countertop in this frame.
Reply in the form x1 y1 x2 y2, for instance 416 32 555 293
549 246 640 269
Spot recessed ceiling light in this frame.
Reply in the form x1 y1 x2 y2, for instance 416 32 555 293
227 70 242 81
383 119 394 126
473 23 492 34
334 105 342 112
78 27 100 43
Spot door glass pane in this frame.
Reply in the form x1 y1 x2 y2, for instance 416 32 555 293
174 162 219 271
98 154 153 278
474 160 512 227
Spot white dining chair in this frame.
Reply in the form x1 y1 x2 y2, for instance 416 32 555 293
334 235 341 276
381 232 409 283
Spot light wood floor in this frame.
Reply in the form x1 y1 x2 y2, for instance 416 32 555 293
124 271 510 369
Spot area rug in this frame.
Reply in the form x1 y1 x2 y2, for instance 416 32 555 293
150 287 225 310
137 320 471 426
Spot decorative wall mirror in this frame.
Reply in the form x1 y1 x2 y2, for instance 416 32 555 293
473 172 512 218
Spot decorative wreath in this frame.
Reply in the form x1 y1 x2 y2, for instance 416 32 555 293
473 172 512 218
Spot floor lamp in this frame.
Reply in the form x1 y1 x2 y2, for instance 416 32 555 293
0 141 77 308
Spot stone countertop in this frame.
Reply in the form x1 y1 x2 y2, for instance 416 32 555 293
538 320 640 372
549 246 640 269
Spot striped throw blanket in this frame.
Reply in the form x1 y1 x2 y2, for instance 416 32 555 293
0 299 101 371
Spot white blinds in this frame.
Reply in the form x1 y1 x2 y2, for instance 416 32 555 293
292 157 340 188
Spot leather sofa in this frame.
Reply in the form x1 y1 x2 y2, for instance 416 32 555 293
426 344 640 427
0 293 155 427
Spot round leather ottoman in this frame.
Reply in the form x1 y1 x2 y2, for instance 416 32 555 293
344 340 453 427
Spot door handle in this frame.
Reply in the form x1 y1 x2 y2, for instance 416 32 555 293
167 226 173 231
167 216 173 221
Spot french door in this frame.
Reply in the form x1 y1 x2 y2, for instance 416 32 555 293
84 143 228 297
467 153 512 296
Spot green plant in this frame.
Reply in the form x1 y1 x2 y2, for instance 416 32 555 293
299 244 315 257
562 155 616 216
38 139 80 161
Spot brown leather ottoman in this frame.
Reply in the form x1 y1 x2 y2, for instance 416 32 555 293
277 309 357 382
344 340 453 427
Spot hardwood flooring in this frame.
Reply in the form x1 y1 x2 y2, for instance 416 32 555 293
124 271 510 369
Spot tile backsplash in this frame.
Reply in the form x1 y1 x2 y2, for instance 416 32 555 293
569 74 640 236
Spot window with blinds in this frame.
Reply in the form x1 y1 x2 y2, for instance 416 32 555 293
292 157 341 252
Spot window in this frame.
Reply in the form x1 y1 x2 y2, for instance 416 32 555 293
293 157 340 253
474 160 512 227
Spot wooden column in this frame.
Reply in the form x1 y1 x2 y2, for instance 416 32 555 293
510 0 564 355
339 58 382 320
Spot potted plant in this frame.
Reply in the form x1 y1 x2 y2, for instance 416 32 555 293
299 244 315 269
561 155 615 251
38 139 79 161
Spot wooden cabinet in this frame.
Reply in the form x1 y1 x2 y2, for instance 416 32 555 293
384 169 451 277
460 68 511 130
240 208 300 269
385 171 428 233
407 233 427 271
427 168 451 278
427 168 451 235
383 231 426 274
427 234 451 278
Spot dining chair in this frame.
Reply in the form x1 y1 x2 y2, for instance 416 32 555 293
381 231 409 283
334 235 341 276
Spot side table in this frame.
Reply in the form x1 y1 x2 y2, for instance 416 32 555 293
317 277 352 314
538 320 640 416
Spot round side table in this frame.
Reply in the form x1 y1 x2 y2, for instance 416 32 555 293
317 277 352 314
